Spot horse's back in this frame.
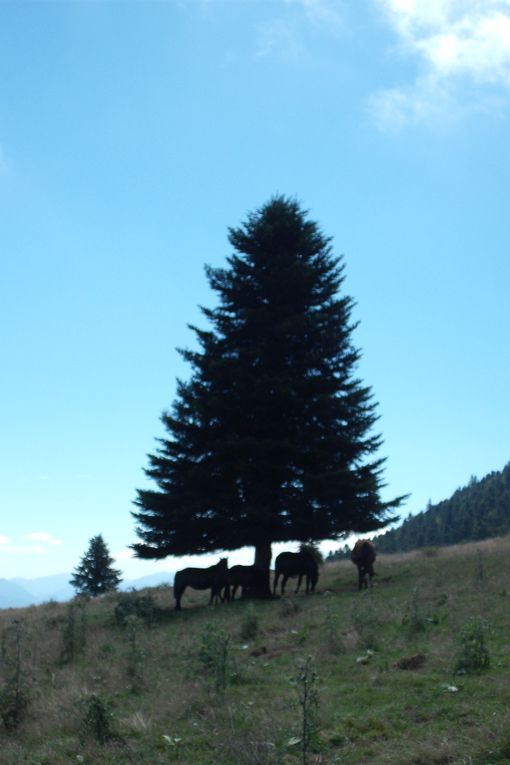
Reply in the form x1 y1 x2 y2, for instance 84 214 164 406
275 551 316 575
351 540 376 566
175 567 214 591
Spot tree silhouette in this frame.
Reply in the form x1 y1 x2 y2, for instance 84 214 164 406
70 535 122 597
133 197 405 589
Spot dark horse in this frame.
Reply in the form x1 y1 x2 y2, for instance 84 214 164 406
226 565 267 600
173 558 229 610
351 540 376 590
273 549 319 595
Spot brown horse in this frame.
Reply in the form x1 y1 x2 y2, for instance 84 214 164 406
226 565 267 600
273 549 319 595
351 540 376 590
173 558 229 610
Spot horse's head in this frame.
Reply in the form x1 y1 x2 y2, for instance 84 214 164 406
217 558 228 570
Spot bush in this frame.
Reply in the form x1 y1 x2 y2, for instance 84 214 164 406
114 591 155 628
240 604 258 641
0 620 29 732
80 694 119 745
454 617 490 674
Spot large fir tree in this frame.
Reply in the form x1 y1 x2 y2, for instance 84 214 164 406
133 197 405 584
70 534 122 597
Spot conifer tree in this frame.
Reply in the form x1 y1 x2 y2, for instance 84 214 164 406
133 197 405 587
70 535 122 596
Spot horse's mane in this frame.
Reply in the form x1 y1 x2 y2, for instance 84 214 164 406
299 543 323 565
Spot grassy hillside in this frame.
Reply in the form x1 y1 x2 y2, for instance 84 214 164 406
1 537 510 765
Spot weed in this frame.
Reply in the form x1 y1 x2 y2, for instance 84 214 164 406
0 620 29 731
292 655 320 765
60 602 87 664
402 588 427 638
421 547 439 557
279 597 301 617
197 622 232 691
474 550 485 583
351 596 381 650
124 615 147 686
240 604 258 641
454 617 490 674
323 599 343 653
197 704 281 765
80 693 118 745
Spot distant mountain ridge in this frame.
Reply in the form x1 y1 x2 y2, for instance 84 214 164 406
376 461 510 553
0 571 176 610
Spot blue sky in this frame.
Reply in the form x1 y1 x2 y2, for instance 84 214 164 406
1 0 509 580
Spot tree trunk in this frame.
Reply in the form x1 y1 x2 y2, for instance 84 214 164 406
253 541 273 599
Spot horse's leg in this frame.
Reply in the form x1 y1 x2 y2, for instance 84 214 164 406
174 584 184 610
273 572 279 596
281 575 288 595
295 574 302 594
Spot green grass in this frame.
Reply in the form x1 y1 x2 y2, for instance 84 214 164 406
1 536 510 764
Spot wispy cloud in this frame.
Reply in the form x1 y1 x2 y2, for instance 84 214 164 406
0 532 63 555
256 18 305 60
256 0 346 60
371 0 510 129
25 531 63 546
285 0 345 32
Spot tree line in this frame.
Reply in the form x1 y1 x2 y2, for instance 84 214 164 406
374 462 510 554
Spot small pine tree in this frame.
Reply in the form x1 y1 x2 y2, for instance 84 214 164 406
70 535 122 597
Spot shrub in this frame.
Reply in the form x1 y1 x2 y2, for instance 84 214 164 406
80 694 118 745
454 617 490 674
239 604 258 641
0 620 29 732
114 591 155 628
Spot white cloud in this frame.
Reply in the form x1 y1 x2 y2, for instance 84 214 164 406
25 531 63 546
372 0 510 128
0 532 63 556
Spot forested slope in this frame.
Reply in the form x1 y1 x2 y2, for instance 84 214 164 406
376 462 510 553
